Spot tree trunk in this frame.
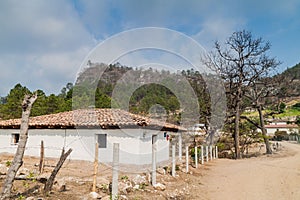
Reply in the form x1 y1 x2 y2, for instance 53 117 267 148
234 111 241 159
234 98 241 159
39 140 45 174
44 148 72 194
258 105 272 154
0 94 37 200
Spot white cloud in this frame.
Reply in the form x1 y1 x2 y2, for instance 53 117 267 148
193 17 245 49
0 0 95 95
0 0 299 96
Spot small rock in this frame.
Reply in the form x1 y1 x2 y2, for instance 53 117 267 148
146 173 151 183
26 197 35 200
118 181 132 194
133 185 140 190
0 164 8 175
88 192 101 199
153 183 166 191
18 167 30 176
119 195 128 200
132 175 147 185
101 196 111 200
53 179 67 192
156 168 166 175
36 173 50 184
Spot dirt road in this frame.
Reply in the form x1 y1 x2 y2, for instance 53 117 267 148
199 142 300 200
1 142 299 199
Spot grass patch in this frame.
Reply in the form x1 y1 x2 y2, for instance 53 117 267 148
274 109 300 118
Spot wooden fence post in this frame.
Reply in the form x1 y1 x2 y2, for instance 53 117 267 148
44 148 72 194
206 146 209 162
195 146 198 168
152 135 157 186
92 142 99 192
178 132 182 162
201 145 204 164
186 145 189 173
210 145 213 161
172 144 176 177
39 140 44 174
215 146 218 159
112 143 119 200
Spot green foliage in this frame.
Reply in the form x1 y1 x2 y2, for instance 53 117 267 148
120 175 128 181
296 116 300 126
281 62 300 80
274 130 288 141
0 84 31 119
17 195 25 200
279 102 286 113
190 147 201 158
292 103 300 110
5 160 11 167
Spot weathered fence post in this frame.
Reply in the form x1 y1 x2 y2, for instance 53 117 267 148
206 146 209 162
172 144 176 177
210 145 213 161
201 145 204 164
152 135 157 186
215 146 218 159
186 145 189 173
195 146 198 168
112 143 119 200
39 140 44 174
92 141 99 192
178 132 182 161
44 148 72 194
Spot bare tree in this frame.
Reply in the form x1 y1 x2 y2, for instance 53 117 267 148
1 93 37 200
204 30 280 159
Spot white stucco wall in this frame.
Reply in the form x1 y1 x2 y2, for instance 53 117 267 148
265 127 299 136
0 128 170 166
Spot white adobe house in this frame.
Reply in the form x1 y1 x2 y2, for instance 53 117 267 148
0 109 183 168
187 123 206 136
263 119 299 136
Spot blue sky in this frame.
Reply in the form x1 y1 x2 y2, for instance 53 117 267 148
0 0 299 96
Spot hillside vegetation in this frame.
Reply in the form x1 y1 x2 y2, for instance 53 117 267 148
0 62 299 123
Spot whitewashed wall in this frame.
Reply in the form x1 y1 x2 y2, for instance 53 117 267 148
0 128 170 166
265 127 299 135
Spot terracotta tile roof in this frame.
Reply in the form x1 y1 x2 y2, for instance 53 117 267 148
0 108 183 131
265 124 299 129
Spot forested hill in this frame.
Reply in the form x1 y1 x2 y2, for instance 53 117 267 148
1 62 299 121
277 63 300 98
281 62 300 80
0 63 210 124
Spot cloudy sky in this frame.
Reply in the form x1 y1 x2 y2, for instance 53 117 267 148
1 0 300 96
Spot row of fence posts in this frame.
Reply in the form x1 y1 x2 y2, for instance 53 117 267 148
171 143 218 177
95 134 219 200
288 135 300 143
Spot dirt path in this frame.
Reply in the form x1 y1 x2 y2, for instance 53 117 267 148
198 142 300 200
1 142 300 199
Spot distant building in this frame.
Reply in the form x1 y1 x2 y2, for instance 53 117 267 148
262 119 299 136
188 123 206 136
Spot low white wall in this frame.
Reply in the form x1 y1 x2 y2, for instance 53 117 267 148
266 127 299 135
0 128 170 166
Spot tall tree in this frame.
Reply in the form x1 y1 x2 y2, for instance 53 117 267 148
205 30 280 158
244 76 280 154
0 84 31 119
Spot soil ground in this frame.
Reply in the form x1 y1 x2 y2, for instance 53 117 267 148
0 141 300 199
